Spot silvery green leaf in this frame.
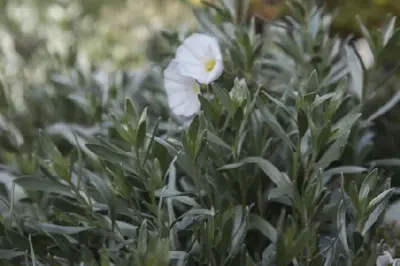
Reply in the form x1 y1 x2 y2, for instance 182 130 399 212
345 45 363 99
356 16 374 51
249 214 277 243
370 158 400 167
14 177 74 198
322 166 367 185
228 205 249 259
316 131 350 171
221 0 237 20
364 91 400 124
359 169 378 200
382 17 397 46
154 188 200 207
193 8 230 44
337 201 350 256
241 157 292 188
28 222 93 235
367 189 394 211
362 200 387 236
257 104 296 150
0 249 26 260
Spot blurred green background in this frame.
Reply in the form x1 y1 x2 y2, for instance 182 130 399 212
0 0 197 114
1 0 399 111
0 0 195 69
1 0 399 72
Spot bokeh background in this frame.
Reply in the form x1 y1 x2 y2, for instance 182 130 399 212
1 0 399 72
0 0 199 108
0 0 195 69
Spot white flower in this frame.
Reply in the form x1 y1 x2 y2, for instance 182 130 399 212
377 251 394 266
354 38 374 69
163 59 201 117
175 33 224 84
376 251 400 266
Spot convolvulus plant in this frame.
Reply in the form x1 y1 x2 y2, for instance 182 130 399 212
0 0 400 265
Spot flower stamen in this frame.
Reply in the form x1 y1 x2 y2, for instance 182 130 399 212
192 82 200 93
204 59 216 72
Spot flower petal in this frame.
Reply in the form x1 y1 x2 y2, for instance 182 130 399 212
163 60 201 117
376 252 394 266
179 33 221 59
206 59 224 84
175 33 224 84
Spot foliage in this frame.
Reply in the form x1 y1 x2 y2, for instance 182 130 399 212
0 0 400 265
243 0 400 38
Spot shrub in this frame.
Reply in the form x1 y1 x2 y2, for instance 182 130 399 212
1 0 400 265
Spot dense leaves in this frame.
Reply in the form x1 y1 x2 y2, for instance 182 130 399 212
0 0 400 265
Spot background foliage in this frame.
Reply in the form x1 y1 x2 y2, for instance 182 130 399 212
1 0 400 265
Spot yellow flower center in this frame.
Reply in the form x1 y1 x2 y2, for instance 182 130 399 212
192 82 200 93
204 59 216 72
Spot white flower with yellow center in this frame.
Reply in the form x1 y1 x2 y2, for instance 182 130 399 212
163 59 201 117
175 33 224 84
